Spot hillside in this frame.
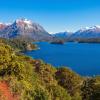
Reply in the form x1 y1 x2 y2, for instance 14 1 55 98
0 38 38 51
0 38 100 100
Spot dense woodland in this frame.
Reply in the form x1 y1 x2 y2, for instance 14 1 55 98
0 38 100 100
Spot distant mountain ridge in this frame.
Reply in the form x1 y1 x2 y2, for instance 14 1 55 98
0 18 52 41
52 25 100 39
52 31 72 38
71 25 100 39
1 19 100 42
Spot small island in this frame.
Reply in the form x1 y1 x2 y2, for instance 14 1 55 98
50 39 64 44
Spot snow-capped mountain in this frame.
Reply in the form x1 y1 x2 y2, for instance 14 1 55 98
1 20 100 41
0 18 51 40
52 31 72 38
0 23 7 30
70 25 100 38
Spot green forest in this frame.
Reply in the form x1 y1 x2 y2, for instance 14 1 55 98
0 38 100 100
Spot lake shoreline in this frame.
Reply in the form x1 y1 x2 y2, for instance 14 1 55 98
24 42 100 76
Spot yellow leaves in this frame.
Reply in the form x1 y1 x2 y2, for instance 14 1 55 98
20 80 33 91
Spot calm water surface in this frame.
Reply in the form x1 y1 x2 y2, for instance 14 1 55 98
24 42 100 76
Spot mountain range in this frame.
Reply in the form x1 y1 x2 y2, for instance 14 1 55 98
52 25 100 39
71 25 100 39
0 18 100 42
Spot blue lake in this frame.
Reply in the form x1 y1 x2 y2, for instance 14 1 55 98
24 42 100 76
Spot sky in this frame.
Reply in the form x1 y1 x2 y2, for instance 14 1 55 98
0 0 100 33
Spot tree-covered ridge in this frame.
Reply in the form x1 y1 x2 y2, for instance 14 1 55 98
0 38 37 51
0 38 100 100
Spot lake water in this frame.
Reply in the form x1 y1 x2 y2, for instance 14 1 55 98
24 42 100 76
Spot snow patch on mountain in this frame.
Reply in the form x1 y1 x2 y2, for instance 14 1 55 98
0 18 51 40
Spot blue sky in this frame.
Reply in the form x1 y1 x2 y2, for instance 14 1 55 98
0 0 100 33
